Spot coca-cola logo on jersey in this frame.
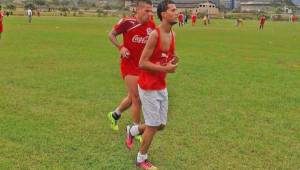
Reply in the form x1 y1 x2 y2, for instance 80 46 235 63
132 35 149 44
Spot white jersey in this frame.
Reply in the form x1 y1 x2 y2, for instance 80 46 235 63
27 9 32 16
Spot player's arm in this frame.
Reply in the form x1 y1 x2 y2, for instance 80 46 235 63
139 31 177 73
108 29 122 50
108 20 130 58
172 32 179 64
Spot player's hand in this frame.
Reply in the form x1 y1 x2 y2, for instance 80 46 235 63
120 47 130 59
172 55 179 64
165 59 177 73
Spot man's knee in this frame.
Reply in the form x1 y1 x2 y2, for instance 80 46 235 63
129 90 140 103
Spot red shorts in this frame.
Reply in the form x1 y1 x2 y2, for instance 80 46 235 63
0 23 3 33
120 58 140 78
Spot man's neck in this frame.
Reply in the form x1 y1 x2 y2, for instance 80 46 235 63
160 21 172 33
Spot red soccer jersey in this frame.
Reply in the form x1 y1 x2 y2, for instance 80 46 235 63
260 16 266 24
113 17 156 78
178 14 183 22
292 15 297 22
138 28 175 90
0 11 3 33
192 15 196 22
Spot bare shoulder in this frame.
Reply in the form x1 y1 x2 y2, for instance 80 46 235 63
147 30 158 43
149 29 158 38
145 30 158 48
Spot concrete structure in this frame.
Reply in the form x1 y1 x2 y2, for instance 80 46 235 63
125 0 203 9
240 0 281 12
152 0 203 8
234 0 241 9
124 0 222 14
196 1 220 14
291 0 300 8
224 0 234 9
216 0 240 9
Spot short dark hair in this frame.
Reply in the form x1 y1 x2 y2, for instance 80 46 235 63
157 0 175 21
136 0 153 6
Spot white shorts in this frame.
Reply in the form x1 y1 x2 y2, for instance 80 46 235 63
138 86 168 127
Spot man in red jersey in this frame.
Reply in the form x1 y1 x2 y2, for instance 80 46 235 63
0 5 4 40
134 0 178 169
178 11 184 27
191 13 197 26
292 14 297 23
107 0 155 145
259 15 266 30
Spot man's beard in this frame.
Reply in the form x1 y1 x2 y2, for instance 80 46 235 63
142 16 149 22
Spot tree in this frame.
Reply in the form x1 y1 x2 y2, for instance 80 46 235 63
6 4 16 10
50 0 60 6
35 0 46 6
23 0 36 9
1 0 14 5
61 0 70 7
275 7 284 14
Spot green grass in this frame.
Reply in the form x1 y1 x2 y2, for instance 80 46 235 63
0 16 300 169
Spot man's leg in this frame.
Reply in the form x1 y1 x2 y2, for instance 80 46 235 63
123 75 144 146
135 88 166 169
136 125 159 169
125 123 146 149
116 95 132 113
139 125 158 154
124 75 141 124
107 78 132 131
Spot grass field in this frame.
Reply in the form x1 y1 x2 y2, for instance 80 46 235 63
0 16 300 169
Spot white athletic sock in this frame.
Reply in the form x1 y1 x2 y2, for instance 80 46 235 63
137 152 148 163
130 125 140 136
114 109 121 116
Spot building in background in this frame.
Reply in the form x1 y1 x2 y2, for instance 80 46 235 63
240 0 281 12
291 0 300 8
196 0 220 14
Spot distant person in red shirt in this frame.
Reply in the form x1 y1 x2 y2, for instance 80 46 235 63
191 13 197 26
178 12 184 27
135 0 179 169
107 0 155 141
37 9 41 17
292 14 297 23
259 15 266 30
0 5 3 40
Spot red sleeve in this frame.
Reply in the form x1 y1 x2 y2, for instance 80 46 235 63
113 18 136 34
149 19 156 28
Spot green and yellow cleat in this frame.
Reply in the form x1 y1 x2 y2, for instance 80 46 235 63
134 135 143 143
107 112 119 131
